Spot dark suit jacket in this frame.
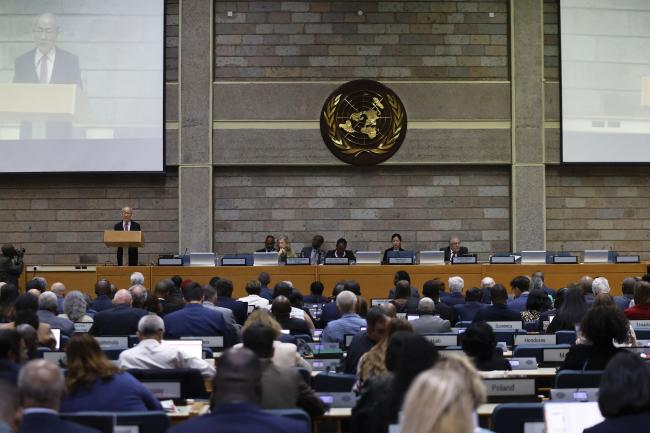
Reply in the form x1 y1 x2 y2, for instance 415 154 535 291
454 301 487 322
90 295 113 313
320 302 341 326
442 292 465 307
325 249 356 262
168 402 311 433
559 345 624 371
390 298 419 315
0 255 23 288
300 246 325 262
473 304 522 322
216 297 248 325
387 286 419 299
584 413 650 433
472 354 512 371
382 247 405 264
275 316 311 336
440 246 469 262
90 304 148 336
114 221 141 266
304 295 328 304
434 301 456 325
19 412 100 433
163 304 231 345
344 332 376 374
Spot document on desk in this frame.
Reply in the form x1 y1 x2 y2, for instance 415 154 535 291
545 402 603 433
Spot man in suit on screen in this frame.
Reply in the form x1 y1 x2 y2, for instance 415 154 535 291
13 13 82 139
115 207 140 266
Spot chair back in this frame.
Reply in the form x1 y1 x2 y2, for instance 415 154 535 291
264 408 311 429
312 373 356 392
491 403 544 433
127 368 208 399
555 370 603 389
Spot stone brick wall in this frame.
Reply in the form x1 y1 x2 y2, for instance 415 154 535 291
543 0 559 80
546 166 650 259
214 166 510 259
166 0 179 81
0 170 179 265
214 0 509 80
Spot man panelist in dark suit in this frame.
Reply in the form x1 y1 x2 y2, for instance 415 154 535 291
13 13 82 139
114 206 140 266
440 236 469 262
300 234 325 264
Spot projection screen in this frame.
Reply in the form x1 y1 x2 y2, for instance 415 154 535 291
0 0 164 172
561 0 650 163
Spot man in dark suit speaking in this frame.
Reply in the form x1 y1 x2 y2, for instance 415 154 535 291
440 236 469 262
115 207 140 266
13 13 82 139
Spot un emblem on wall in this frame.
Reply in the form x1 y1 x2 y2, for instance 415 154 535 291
320 79 407 166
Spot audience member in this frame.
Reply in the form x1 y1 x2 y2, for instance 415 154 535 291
615 277 636 311
387 271 419 299
214 278 249 325
128 284 148 309
624 281 650 320
50 282 66 314
507 276 530 313
304 281 328 304
444 276 465 306
15 324 38 360
90 279 113 312
130 272 145 287
591 294 637 347
89 289 148 336
1 294 55 349
238 279 270 309
201 284 241 339
0 380 17 433
61 334 162 412
265 282 312 324
25 278 47 294
344 307 388 374
243 324 325 418
473 285 522 322
168 348 309 433
592 277 611 297
118 314 214 378
422 279 456 324
271 296 311 336
351 332 438 433
58 291 93 324
322 291 366 343
461 322 511 371
164 283 233 346
521 289 552 324
37 292 74 336
539 286 566 331
234 309 311 371
532 271 556 298
479 276 495 304
389 280 419 314
546 285 588 333
18 359 100 433
584 351 650 433
560 305 629 371
410 298 451 334
379 302 396 319
580 275 595 306
0 283 19 323
153 279 183 316
320 283 344 326
257 272 273 301
0 329 25 384
453 287 486 322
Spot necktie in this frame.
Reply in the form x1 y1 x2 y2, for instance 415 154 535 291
39 55 48 84
124 223 129 231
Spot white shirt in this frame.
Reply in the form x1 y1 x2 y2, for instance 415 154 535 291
262 304 305 320
117 338 215 379
238 294 269 309
34 47 56 83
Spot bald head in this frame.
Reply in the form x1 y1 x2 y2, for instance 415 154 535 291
212 348 262 407
50 282 65 296
95 279 112 296
112 289 132 306
480 277 495 289
380 302 397 318
121 207 133 222
18 359 64 410
271 295 291 317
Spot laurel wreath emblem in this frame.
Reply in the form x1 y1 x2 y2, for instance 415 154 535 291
323 93 404 158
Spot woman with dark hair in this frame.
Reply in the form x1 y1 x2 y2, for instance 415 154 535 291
546 286 588 334
0 283 19 322
351 331 438 433
461 321 511 371
584 351 650 433
0 294 55 348
625 281 650 320
382 233 405 264
61 334 161 412
539 286 567 331
521 289 552 322
559 305 630 371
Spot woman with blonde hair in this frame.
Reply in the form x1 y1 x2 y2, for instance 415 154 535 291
277 235 297 263
234 309 311 371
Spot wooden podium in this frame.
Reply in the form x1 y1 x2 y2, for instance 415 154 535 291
103 230 145 249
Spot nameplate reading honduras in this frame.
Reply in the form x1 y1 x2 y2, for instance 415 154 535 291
95 336 129 350
484 378 536 396
514 334 557 345
488 321 523 330
423 334 458 346
543 348 569 362
630 320 650 328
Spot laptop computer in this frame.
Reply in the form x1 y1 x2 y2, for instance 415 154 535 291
189 252 216 266
253 251 279 266
161 339 203 359
419 251 445 265
520 251 547 264
583 250 609 263
355 251 382 265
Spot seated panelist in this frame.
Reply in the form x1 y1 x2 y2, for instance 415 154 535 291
277 235 297 263
325 238 356 262
382 233 405 264
440 236 469 262
256 235 276 252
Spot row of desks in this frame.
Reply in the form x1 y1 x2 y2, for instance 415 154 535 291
23 262 647 299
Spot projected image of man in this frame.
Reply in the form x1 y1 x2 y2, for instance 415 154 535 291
13 13 82 139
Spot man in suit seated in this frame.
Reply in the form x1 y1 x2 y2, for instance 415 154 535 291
153 279 183 317
90 279 114 313
271 296 311 336
453 287 487 322
474 285 522 322
615 277 636 311
303 281 328 304
479 276 496 304
17 359 100 433
422 279 456 325
36 292 73 336
202 284 241 340
387 270 419 299
321 291 366 344
410 297 451 334
300 235 325 264
256 235 276 253
507 276 531 313
390 280 419 315
89 289 148 336
531 271 556 298
440 236 469 262
344 307 388 374
320 283 344 327
213 279 248 325
243 324 325 418
168 347 310 433
257 272 273 301
163 283 233 346
325 238 356 262
444 276 466 307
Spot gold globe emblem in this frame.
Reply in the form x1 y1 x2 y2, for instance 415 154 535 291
321 80 407 165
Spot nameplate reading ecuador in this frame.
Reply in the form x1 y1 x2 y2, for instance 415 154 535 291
630 320 650 328
514 334 557 345
94 336 129 350
325 257 349 265
483 378 536 396
543 348 569 362
423 334 458 346
182 336 224 348
487 321 523 330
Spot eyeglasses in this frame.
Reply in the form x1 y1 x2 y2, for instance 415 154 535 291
33 27 58 34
